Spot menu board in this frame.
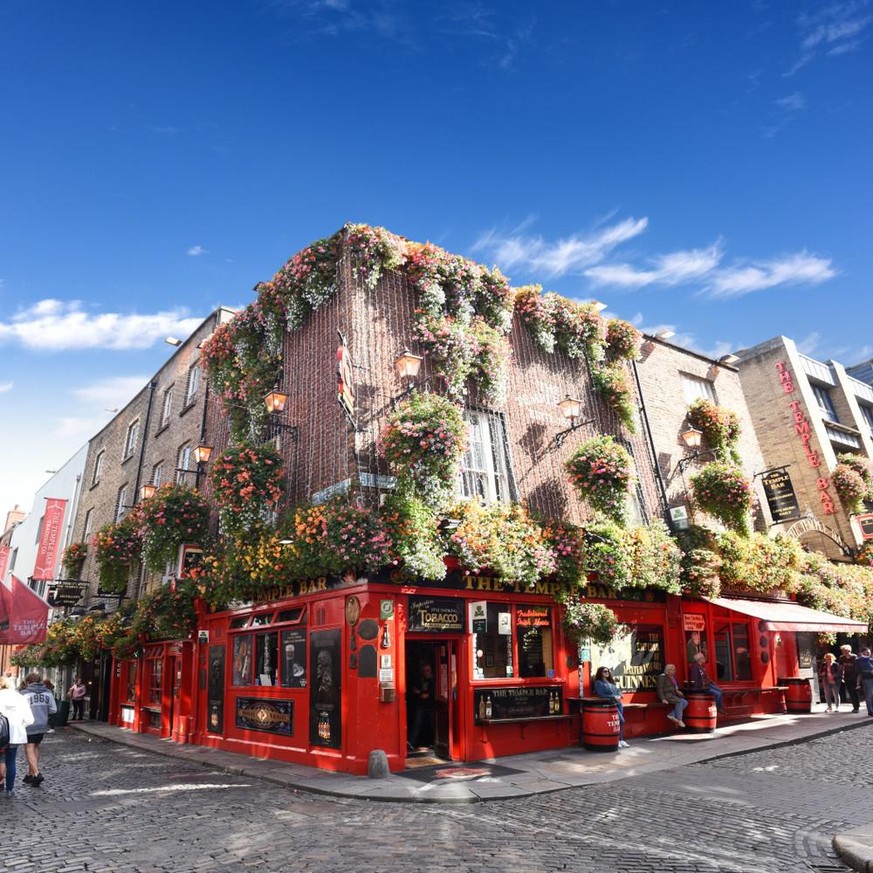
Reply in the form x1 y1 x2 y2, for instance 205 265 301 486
473 686 562 723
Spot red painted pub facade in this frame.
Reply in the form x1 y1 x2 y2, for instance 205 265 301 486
100 226 868 773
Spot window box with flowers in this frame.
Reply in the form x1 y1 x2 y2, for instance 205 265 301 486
566 435 635 525
137 482 211 572
210 443 286 536
689 462 755 536
93 517 142 594
379 392 468 508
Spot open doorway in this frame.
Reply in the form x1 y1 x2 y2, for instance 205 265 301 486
405 640 457 762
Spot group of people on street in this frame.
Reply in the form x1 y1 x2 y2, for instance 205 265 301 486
0 672 87 798
820 645 873 715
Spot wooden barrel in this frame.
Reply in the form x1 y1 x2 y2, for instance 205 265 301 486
580 698 620 752
778 677 812 714
684 691 717 732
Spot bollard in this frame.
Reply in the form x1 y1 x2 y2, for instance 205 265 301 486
367 749 390 779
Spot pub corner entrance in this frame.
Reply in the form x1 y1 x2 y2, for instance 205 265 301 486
404 639 459 762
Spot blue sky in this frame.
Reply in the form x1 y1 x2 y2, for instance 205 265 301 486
1 0 871 516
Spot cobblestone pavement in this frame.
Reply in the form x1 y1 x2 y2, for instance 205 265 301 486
3 724 871 873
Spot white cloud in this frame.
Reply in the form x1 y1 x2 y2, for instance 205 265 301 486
72 375 152 408
776 92 806 111
0 381 12 393
187 245 208 256
474 217 648 277
585 242 723 289
0 300 204 351
705 253 837 299
787 2 872 73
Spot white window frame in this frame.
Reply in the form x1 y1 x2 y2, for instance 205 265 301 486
859 404 873 437
116 485 130 522
152 461 165 488
124 420 140 460
811 384 838 422
176 443 192 484
160 386 173 427
92 450 105 486
458 409 513 505
681 373 716 404
185 364 201 405
83 508 94 540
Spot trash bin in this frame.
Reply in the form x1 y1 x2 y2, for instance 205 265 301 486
56 700 70 727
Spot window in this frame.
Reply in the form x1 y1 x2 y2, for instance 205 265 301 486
160 387 173 428
712 620 752 682
185 364 201 405
811 384 838 422
255 632 278 686
116 485 130 522
92 450 105 486
124 419 140 460
459 410 513 504
681 373 716 404
151 462 165 488
471 602 555 680
35 515 44 544
123 661 137 704
147 652 163 706
9 548 17 571
232 634 253 686
280 629 307 688
83 508 94 540
176 443 192 483
859 404 873 437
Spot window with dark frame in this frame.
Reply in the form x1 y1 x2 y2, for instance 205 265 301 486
147 653 163 706
471 602 555 680
713 620 752 682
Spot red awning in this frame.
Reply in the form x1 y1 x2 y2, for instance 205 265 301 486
705 597 868 633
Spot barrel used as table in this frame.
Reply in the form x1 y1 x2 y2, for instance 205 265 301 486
778 677 812 714
684 691 717 732
580 697 620 752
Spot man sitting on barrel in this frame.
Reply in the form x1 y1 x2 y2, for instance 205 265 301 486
690 652 726 715
657 664 688 728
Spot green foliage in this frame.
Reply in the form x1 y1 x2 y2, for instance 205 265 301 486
566 435 635 525
690 462 754 535
559 595 622 646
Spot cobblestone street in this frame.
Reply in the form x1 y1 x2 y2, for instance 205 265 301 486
3 723 870 873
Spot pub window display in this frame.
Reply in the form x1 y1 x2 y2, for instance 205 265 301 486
232 634 253 686
472 603 555 680
255 631 278 686
713 620 753 682
147 653 162 706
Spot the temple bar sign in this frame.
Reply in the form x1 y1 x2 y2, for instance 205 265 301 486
761 469 801 523
857 513 873 540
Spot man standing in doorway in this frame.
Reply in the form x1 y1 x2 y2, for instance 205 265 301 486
408 662 436 752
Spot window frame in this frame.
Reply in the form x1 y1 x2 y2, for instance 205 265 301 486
712 619 753 683
176 443 192 484
160 386 174 428
185 364 201 406
471 602 555 681
116 485 130 522
681 372 716 404
811 383 838 422
92 450 105 486
458 408 515 505
123 419 140 461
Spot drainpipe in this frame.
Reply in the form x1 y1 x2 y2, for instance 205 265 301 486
631 359 671 527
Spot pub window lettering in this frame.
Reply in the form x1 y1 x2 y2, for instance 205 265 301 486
472 603 554 680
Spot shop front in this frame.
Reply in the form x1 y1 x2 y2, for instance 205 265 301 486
185 569 581 774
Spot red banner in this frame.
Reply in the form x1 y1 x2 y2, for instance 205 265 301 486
32 497 67 581
0 581 10 637
0 576 49 644
0 543 10 581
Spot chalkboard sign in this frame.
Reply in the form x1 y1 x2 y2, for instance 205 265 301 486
473 686 563 723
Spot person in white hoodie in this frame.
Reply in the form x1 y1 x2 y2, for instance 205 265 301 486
0 675 35 797
21 672 57 788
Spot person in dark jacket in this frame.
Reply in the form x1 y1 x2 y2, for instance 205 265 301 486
690 653 725 714
838 645 860 712
21 672 57 787
855 647 873 716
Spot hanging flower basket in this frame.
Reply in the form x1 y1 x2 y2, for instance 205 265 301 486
211 443 286 536
566 435 635 525
559 596 622 646
686 399 741 462
93 517 142 594
379 392 468 507
137 482 211 572
61 541 88 579
690 462 754 535
831 462 870 516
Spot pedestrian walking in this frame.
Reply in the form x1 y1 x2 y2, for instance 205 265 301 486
820 653 843 712
855 647 873 717
838 645 860 712
656 663 688 728
593 666 629 747
68 676 87 721
21 672 57 787
0 675 34 797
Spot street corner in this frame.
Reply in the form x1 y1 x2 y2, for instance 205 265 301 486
834 826 873 873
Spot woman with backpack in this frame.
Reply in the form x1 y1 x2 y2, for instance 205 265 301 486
0 675 35 798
